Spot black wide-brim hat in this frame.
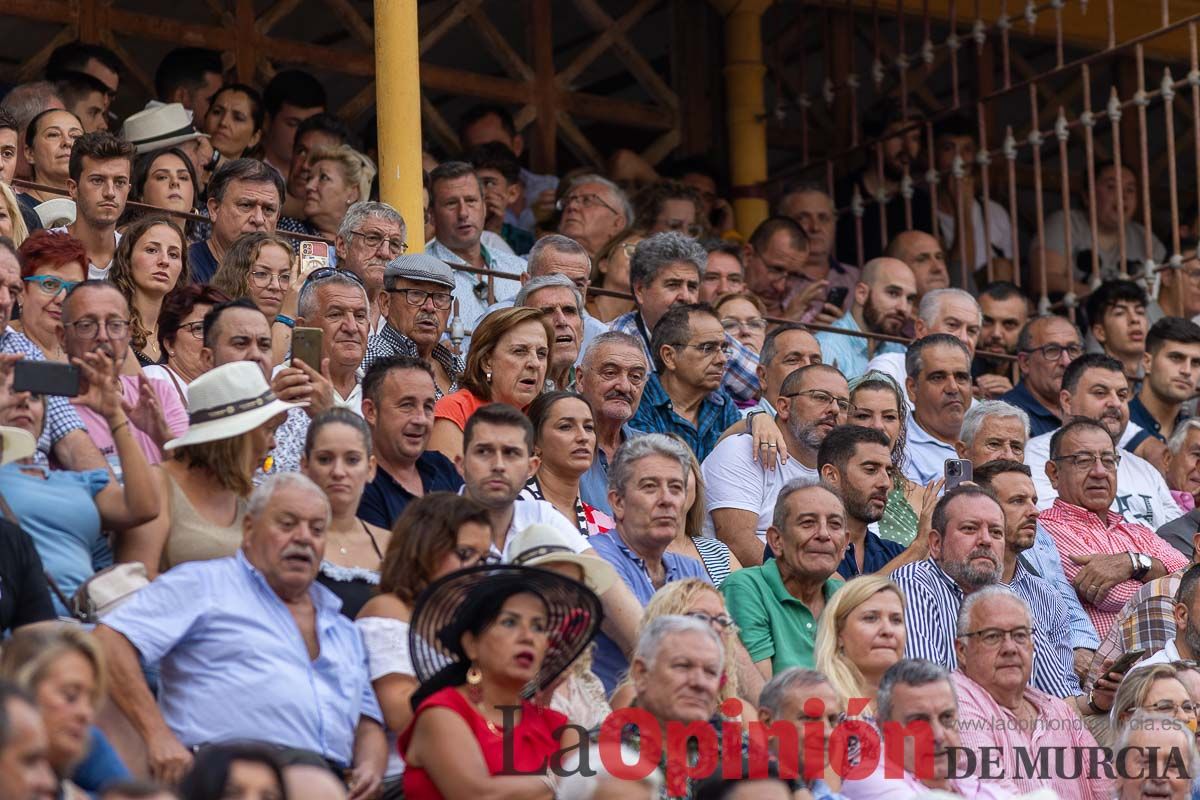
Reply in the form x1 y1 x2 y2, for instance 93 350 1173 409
408 564 605 709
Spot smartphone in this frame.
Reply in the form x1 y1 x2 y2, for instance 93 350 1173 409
12 360 80 397
300 241 330 278
826 286 850 308
944 458 973 490
1106 648 1148 677
291 327 323 371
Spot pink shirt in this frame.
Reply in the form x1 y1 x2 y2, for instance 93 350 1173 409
951 672 1110 800
74 375 188 467
841 749 1012 800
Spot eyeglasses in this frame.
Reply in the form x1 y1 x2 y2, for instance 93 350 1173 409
1051 451 1121 471
248 270 292 290
557 193 619 215
675 341 733 358
783 389 852 413
959 626 1034 647
179 321 205 340
721 317 767 333
23 275 79 296
686 611 735 631
64 318 131 339
391 288 453 310
350 229 408 256
305 267 365 288
1022 343 1084 362
1134 700 1199 716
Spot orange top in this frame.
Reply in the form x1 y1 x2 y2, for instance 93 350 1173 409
432 388 488 431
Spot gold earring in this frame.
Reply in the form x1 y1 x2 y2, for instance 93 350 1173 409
467 664 483 703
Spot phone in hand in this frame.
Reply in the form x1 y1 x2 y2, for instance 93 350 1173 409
1106 648 1148 677
826 286 850 309
944 458 972 490
300 241 330 278
12 360 80 397
291 327 323 371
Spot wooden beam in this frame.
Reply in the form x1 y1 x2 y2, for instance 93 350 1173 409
558 0 658 86
420 94 460 156
257 0 304 35
468 7 534 83
556 112 605 169
419 0 483 55
235 0 256 82
671 0 713 155
526 0 557 173
106 7 228 49
17 27 78 82
322 0 374 49
3 0 70 25
571 0 679 112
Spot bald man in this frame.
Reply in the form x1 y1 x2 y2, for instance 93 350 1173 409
815 257 918 380
886 230 951 299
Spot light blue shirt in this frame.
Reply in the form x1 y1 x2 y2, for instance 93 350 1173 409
814 312 905 381
1025 522 1101 650
103 550 382 765
425 238 525 331
900 413 957 485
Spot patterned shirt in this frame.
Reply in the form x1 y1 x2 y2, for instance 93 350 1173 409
1084 571 1182 691
1040 499 1189 640
630 372 741 463
609 310 760 405
517 476 614 537
891 558 1081 698
0 328 86 457
361 322 463 401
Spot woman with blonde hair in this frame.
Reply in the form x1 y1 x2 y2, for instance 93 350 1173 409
0 182 30 245
0 624 107 800
814 574 906 715
1105 663 1198 748
302 144 376 243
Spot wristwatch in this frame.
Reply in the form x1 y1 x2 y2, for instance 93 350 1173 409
1129 552 1152 581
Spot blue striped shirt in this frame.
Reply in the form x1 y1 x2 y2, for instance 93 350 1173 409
890 558 1080 698
629 372 741 463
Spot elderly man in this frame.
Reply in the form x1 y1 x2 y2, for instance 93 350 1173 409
1040 419 1189 639
94 473 388 793
1132 317 1200 445
60 281 187 464
589 434 710 689
955 399 1029 465
424 161 524 328
576 332 648 514
512 274 583 389
333 201 406 337
975 281 1031 381
1023 353 1182 529
188 158 284 284
699 239 746 303
364 254 463 400
611 231 760 404
722 478 845 677
756 668 846 795
891 484 1081 698
1161 420 1200 558
1112 713 1199 800
903 335 974 485
741 216 811 319
777 183 860 313
885 230 951 300
951 586 1109 800
630 303 740 462
357 356 461 528
743 323 823 419
56 131 132 278
1000 315 1083 437
815 257 916 380
704 365 846 566
556 173 631 257
866 288 987 405
0 683 56 800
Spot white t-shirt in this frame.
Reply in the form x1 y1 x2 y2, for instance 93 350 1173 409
494 497 591 562
1024 426 1182 530
936 197 1014 272
50 225 121 279
701 433 818 544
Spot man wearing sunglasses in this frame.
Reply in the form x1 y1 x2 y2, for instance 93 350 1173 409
1000 314 1082 437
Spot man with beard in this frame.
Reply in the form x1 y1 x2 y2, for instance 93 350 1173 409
334 201 405 338
53 131 132 278
815 257 917 381
817 425 908 577
702 364 846 566
1002 315 1084 437
903 335 974 485
974 281 1031 384
1023 354 1182 530
1039 419 1189 639
1130 564 1200 670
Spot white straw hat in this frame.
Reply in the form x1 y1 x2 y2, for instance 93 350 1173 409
508 523 616 595
0 426 36 466
34 198 75 228
121 103 209 155
164 361 302 451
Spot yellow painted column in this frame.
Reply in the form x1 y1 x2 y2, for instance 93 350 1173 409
713 0 772 238
375 0 425 252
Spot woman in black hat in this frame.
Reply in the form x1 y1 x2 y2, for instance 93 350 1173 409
399 564 603 799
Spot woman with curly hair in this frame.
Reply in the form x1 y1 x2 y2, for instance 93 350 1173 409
109 214 189 370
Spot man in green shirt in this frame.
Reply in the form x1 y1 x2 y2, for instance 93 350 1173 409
722 478 845 678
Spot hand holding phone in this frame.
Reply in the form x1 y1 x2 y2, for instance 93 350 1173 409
826 286 850 309
944 458 972 490
291 327 323 371
13 361 80 397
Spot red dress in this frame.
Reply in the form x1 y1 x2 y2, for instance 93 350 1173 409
398 686 568 800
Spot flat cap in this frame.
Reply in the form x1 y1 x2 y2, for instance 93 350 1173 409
383 253 456 290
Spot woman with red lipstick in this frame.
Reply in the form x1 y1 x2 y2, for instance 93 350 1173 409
14 230 87 362
519 391 614 537
109 215 190 370
401 564 602 800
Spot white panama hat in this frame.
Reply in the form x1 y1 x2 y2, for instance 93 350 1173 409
0 426 36 466
121 103 209 155
507 523 617 595
164 361 303 451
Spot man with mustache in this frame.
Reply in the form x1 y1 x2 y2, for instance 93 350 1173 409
334 200 405 337
817 425 908 577
51 131 131 279
1040 419 1189 640
903 334 974 485
703 364 846 567
815 257 916 381
951 587 1111 800
1001 315 1084 437
1023 353 1182 530
95 473 389 794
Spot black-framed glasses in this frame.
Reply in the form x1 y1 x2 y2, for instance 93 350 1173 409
1051 451 1120 471
179 321 206 340
675 341 733 358
958 626 1034 647
305 267 365 288
350 229 407 256
391 288 452 310
23 275 79 296
1022 343 1084 362
64 318 131 339
783 388 852 413
686 611 735 631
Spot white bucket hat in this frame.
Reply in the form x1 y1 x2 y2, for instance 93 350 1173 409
508 523 616 595
34 198 75 228
0 426 36 466
164 361 302 451
121 103 209 155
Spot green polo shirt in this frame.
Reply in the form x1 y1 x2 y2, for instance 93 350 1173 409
721 559 842 671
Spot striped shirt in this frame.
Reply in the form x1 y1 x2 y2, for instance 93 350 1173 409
891 558 1081 698
1084 572 1182 691
692 536 734 587
1040 499 1189 640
